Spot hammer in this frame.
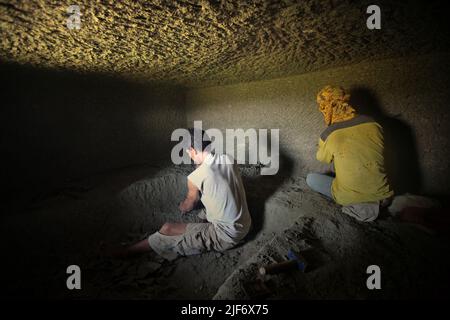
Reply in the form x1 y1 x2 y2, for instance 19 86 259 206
259 249 307 276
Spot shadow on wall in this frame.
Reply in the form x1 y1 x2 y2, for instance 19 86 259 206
0 62 185 214
349 87 422 195
243 147 295 241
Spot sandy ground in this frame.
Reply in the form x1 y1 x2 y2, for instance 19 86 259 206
1 163 449 299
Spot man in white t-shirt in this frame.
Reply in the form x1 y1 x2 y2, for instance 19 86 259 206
110 128 252 260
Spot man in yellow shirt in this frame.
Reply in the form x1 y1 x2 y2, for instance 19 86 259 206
306 86 393 222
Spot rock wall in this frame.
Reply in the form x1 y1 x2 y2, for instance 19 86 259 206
186 53 450 196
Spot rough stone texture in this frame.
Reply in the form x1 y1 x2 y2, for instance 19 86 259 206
1 0 449 87
186 53 450 197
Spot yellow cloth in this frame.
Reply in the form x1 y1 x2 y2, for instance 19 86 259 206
317 121 393 206
317 86 356 125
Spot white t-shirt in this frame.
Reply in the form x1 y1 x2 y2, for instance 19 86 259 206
188 153 252 243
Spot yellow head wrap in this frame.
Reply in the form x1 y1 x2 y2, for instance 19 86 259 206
316 86 356 126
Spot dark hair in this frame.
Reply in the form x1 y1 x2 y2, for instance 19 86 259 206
187 128 211 152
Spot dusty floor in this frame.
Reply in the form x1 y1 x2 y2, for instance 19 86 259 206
2 163 449 299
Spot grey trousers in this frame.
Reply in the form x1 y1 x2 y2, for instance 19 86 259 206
148 210 235 261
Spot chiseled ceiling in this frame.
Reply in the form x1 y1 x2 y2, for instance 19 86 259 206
1 0 448 87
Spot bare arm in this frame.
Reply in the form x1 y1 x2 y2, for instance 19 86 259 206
179 179 200 214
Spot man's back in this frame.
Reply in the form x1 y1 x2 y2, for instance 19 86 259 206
317 115 393 205
188 153 252 243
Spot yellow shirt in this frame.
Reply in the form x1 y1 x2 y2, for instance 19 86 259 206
316 115 393 206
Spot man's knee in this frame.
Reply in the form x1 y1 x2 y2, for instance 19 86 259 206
306 172 333 199
160 222 186 236
306 173 317 188
160 223 171 235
